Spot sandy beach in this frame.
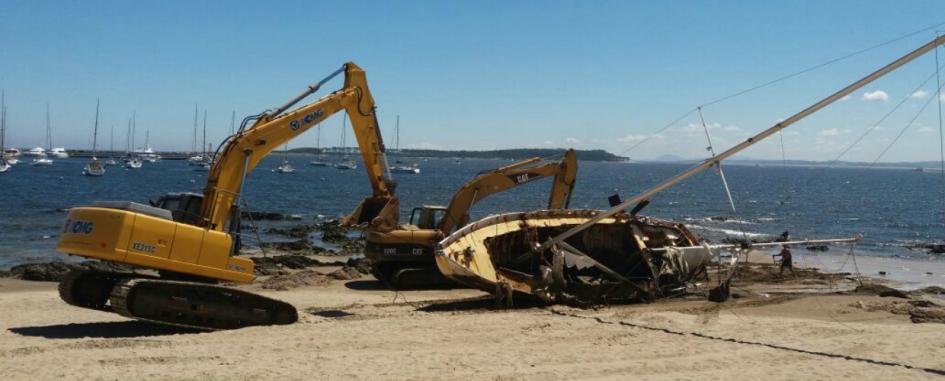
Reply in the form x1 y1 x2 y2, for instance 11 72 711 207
1 256 944 381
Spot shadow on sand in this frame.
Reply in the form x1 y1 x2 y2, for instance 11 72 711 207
418 296 542 312
342 280 388 290
9 321 202 339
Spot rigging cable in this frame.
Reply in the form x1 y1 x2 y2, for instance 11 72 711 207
935 36 945 236
620 21 945 158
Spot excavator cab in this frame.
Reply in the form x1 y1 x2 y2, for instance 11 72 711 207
150 192 205 225
409 205 448 230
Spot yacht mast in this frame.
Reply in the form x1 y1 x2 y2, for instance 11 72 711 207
91 99 100 156
535 34 945 253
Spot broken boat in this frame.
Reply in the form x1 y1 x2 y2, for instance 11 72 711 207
435 34 945 306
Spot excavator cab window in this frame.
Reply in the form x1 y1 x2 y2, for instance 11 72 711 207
428 208 447 230
409 207 447 229
154 192 204 226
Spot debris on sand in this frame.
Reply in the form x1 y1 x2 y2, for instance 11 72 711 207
3 261 132 282
261 270 330 291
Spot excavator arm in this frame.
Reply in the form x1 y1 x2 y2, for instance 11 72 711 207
438 149 577 233
201 62 394 232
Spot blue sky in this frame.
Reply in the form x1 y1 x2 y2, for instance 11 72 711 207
2 1 945 162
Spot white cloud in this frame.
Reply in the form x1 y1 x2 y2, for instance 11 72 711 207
722 125 744 132
564 137 580 145
542 140 554 146
839 95 851 102
861 90 889 102
917 126 935 133
818 128 840 137
911 90 929 99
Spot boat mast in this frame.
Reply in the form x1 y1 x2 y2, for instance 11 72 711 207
395 115 400 152
202 110 207 157
535 34 945 253
230 110 235 135
192 104 198 154
91 99 100 157
1 90 5 154
45 103 51 151
131 111 136 155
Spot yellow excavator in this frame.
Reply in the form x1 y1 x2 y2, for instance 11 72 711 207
56 62 398 329
363 151 577 289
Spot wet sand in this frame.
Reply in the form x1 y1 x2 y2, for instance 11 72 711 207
2 258 945 381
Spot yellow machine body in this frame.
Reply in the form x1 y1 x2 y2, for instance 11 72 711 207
57 207 255 283
55 62 395 286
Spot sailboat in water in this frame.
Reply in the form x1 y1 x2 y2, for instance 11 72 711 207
335 114 357 170
105 125 118 166
82 99 105 177
187 105 207 166
390 116 420 174
32 104 54 166
124 112 142 169
309 123 330 166
275 143 295 173
193 111 211 172
47 104 68 159
0 92 10 173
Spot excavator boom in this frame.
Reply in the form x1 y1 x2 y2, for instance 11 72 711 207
202 62 393 232
438 149 577 233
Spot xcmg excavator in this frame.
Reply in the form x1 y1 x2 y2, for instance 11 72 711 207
56 62 398 329
364 150 577 289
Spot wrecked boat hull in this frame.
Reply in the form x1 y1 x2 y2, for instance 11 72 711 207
435 210 711 305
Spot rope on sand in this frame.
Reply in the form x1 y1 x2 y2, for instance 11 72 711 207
547 308 945 377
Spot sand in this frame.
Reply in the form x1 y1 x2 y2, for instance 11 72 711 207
1 264 944 380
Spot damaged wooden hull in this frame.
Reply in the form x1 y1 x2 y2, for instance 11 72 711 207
434 209 711 304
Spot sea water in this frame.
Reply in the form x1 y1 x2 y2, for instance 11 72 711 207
1 155 943 282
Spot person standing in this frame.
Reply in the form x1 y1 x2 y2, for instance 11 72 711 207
774 245 795 277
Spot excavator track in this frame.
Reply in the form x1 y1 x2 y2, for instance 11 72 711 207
109 278 298 330
59 270 131 311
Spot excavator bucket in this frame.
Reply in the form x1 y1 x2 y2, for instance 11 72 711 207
343 196 399 231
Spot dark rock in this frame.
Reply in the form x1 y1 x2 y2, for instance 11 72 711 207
266 224 317 239
910 307 945 324
241 211 286 221
927 244 945 254
8 261 131 282
853 284 910 299
328 266 362 280
345 256 373 275
805 245 829 251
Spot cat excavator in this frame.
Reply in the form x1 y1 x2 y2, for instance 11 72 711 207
56 62 397 329
364 150 577 289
